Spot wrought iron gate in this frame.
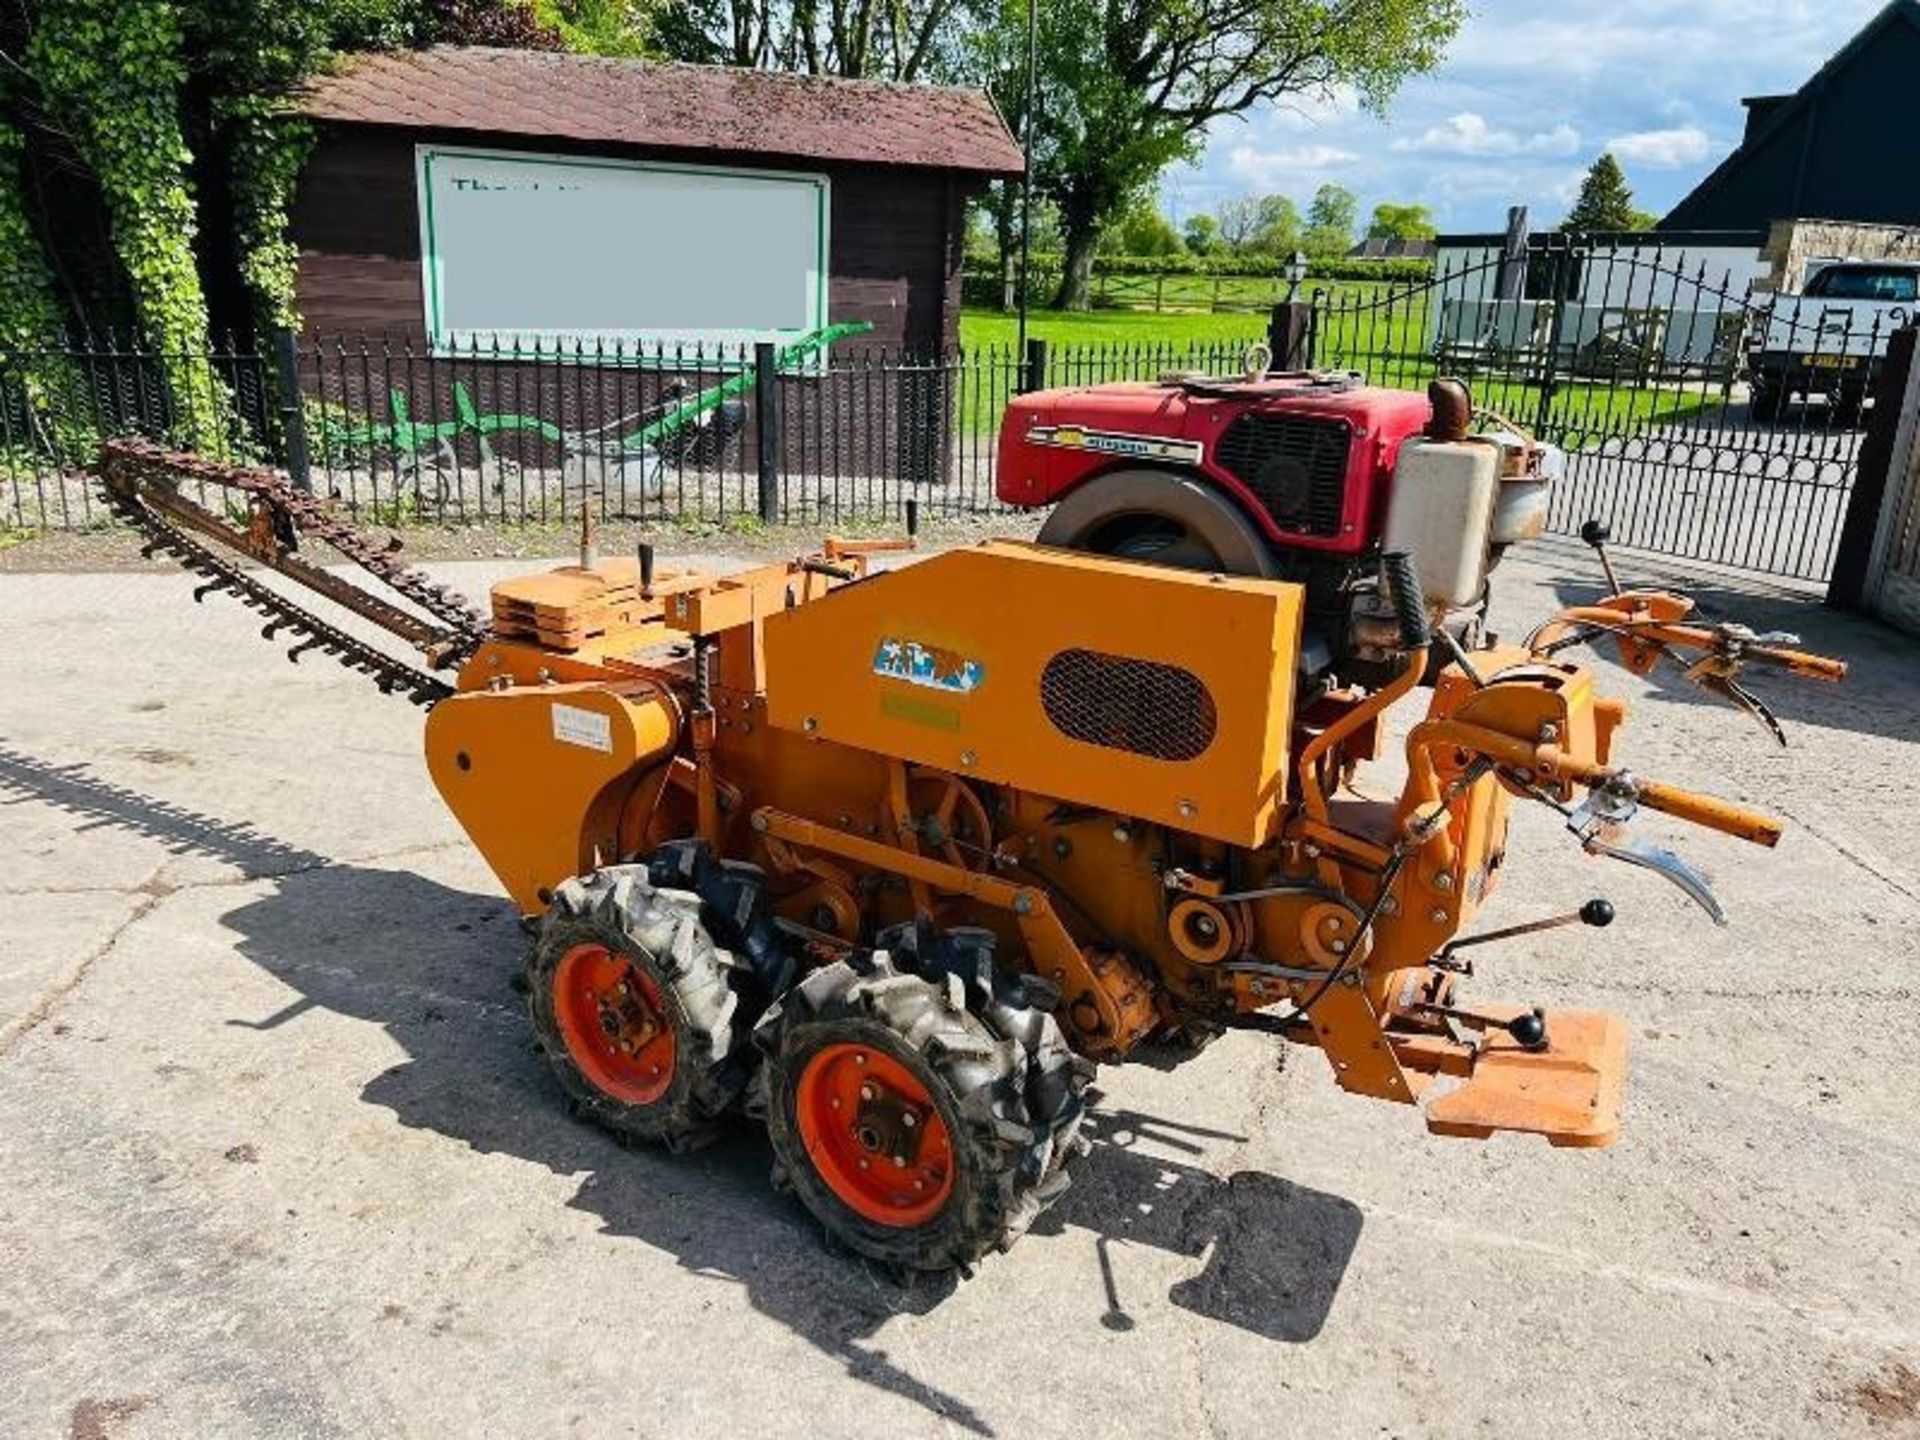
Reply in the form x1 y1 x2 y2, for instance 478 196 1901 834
1308 239 1887 584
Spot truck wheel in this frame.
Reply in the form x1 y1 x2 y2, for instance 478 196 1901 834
758 952 1087 1271
1037 469 1280 577
1748 382 1783 424
530 866 748 1152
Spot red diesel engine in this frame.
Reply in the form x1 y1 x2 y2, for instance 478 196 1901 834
999 371 1432 560
998 369 1553 688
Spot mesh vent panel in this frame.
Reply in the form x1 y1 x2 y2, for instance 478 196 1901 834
1040 649 1218 762
1214 413 1352 537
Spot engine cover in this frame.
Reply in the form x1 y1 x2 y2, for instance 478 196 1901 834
998 374 1433 555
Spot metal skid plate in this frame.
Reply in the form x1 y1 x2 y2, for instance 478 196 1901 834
1425 1008 1628 1149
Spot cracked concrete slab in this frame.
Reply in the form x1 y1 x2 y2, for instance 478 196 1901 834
0 541 1916 1439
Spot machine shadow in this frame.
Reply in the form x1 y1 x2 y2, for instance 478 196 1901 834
1 746 1364 1431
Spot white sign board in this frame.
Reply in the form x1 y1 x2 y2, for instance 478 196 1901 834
416 145 829 357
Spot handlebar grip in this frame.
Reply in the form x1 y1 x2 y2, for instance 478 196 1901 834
1633 780 1783 848
1381 551 1431 650
1745 645 1848 682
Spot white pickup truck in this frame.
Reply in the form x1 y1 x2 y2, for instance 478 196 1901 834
1745 260 1918 424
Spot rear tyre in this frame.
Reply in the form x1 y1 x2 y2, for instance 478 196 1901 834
530 866 748 1152
1037 469 1280 577
758 947 1089 1271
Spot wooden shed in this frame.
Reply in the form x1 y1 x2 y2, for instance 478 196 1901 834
289 47 1024 353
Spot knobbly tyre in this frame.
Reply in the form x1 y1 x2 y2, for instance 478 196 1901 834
98 394 1844 1273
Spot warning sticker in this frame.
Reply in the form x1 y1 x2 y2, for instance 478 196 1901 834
551 702 613 753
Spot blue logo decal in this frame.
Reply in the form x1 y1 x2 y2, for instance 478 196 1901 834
873 638 985 694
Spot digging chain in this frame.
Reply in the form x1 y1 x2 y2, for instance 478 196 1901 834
99 438 490 641
95 439 483 708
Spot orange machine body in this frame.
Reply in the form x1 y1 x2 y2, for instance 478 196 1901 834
415 538 1795 1150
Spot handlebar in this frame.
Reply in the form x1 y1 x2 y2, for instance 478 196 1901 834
1733 640 1848 683
1630 778 1783 848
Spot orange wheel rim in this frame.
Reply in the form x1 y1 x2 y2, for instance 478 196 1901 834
552 943 677 1105
794 1042 955 1227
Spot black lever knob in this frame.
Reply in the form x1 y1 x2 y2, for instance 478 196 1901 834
638 541 655 598
1507 1006 1550 1052
1580 898 1615 927
1579 519 1611 548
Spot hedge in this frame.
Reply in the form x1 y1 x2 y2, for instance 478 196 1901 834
964 250 1435 284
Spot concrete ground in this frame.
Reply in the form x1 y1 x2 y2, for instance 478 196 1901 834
2 535 1918 1439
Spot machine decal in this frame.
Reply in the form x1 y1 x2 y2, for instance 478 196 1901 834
1024 424 1204 465
872 638 984 694
879 691 961 732
551 702 613 753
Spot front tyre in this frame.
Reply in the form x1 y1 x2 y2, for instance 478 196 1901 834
529 866 748 1152
759 953 1085 1271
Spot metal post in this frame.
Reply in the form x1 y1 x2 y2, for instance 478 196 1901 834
1267 302 1314 372
1829 322 1919 612
754 340 779 523
748 341 779 526
273 327 312 492
1022 337 1049 394
1497 205 1530 303
1015 0 1038 352
1534 241 1571 432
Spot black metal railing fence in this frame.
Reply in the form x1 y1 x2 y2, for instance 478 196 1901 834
0 330 1264 535
0 240 1887 584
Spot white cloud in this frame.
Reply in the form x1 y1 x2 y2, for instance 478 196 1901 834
1390 113 1581 158
1226 143 1359 188
1173 0 1884 231
1606 125 1715 168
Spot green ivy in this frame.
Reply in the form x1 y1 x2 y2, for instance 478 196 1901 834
222 98 313 334
29 0 231 450
0 120 92 454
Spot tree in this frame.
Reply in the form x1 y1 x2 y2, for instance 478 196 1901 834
1106 197 1185 256
1008 0 1463 309
533 0 659 56
1215 194 1297 254
0 0 591 446
1216 196 1262 250
1563 153 1643 233
651 0 967 79
1246 194 1301 255
1183 212 1221 254
1367 201 1434 242
1303 183 1357 255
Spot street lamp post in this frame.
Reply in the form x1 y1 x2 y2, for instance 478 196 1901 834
1284 249 1309 303
1269 252 1315 373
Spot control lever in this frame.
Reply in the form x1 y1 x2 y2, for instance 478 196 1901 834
1579 518 1623 595
1434 898 1614 975
1566 779 1727 925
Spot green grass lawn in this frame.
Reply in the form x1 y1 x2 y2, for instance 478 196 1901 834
959 307 1269 351
956 303 1721 434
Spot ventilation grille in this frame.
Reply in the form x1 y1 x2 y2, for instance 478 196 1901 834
1214 412 1352 537
1040 649 1218 762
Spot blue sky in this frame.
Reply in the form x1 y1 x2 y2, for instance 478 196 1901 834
1165 0 1888 233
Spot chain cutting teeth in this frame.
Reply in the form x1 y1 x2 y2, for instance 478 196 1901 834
99 473 455 710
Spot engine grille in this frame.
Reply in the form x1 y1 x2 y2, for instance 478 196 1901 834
1040 649 1218 762
1214 412 1352 537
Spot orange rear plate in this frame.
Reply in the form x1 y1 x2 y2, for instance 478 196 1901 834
1424 1009 1627 1149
